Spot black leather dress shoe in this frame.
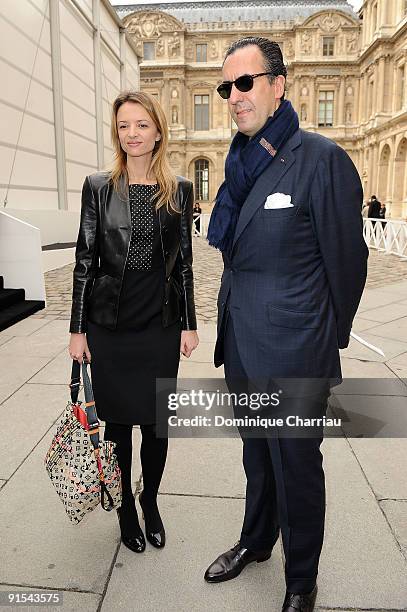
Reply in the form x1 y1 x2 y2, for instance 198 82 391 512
117 507 146 553
282 585 318 612
139 492 166 549
204 542 271 583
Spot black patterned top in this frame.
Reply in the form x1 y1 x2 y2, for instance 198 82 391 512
126 183 161 271
117 183 165 330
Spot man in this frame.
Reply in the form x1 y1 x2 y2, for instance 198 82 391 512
205 38 368 612
368 194 381 220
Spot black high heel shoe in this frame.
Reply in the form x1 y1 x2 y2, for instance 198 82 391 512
139 492 166 549
117 506 146 553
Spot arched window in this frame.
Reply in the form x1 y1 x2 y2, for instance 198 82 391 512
194 159 209 201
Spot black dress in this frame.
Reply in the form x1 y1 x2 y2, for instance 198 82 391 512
87 183 182 425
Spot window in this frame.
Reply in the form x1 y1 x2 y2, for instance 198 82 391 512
194 94 209 130
195 159 209 201
397 64 405 110
196 44 207 62
323 37 334 57
143 42 155 60
318 91 334 126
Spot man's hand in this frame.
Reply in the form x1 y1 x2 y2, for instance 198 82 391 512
69 333 91 363
180 330 199 358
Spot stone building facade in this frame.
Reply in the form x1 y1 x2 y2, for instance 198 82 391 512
114 0 407 218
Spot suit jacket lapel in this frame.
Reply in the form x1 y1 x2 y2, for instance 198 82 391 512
231 129 302 251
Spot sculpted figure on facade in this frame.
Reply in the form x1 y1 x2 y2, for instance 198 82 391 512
285 39 295 59
168 32 181 57
156 37 165 56
320 12 340 32
346 33 358 53
301 31 312 54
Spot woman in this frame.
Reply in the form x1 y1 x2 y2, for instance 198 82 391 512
69 91 199 554
379 202 386 225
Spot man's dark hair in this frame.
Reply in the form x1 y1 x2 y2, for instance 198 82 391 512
224 37 287 101
371 195 377 199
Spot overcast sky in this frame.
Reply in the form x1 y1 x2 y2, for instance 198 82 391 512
110 0 363 9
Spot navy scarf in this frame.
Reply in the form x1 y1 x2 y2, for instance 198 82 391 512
207 99 299 254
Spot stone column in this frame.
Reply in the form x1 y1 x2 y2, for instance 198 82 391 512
387 136 396 207
372 143 378 195
162 78 170 119
364 72 369 121
338 76 345 126
354 76 360 125
309 76 316 126
377 56 386 113
293 74 300 110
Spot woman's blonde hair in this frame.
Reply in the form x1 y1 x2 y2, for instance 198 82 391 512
108 91 178 211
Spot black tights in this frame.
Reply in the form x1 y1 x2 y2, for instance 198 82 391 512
104 422 168 530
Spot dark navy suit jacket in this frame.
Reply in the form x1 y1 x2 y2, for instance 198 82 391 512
215 128 368 385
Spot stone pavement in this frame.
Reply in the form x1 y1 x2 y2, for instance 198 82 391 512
0 245 407 611
36 238 407 323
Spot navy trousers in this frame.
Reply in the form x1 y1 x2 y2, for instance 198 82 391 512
223 311 329 594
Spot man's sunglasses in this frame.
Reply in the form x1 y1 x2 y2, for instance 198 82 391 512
216 72 275 99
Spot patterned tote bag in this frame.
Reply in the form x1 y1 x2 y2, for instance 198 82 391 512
44 359 122 524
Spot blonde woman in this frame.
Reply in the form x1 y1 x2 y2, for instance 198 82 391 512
68 91 199 553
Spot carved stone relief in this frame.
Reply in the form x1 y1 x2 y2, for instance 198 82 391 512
285 40 295 59
125 12 183 38
319 13 341 32
210 41 218 59
168 32 181 57
156 38 165 56
346 33 358 54
301 32 312 55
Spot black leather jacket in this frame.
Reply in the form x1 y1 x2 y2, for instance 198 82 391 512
69 172 197 333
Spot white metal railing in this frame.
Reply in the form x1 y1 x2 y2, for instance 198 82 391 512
363 218 407 259
0 210 46 301
193 214 407 260
192 213 211 238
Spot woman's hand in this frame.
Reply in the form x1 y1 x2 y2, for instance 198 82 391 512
69 333 91 363
180 330 199 358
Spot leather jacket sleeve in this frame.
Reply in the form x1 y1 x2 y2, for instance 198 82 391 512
176 180 197 331
69 176 99 333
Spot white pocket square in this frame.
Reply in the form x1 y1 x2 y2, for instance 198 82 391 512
264 193 293 209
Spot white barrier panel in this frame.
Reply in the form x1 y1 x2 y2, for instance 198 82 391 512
192 213 211 238
363 219 407 259
0 210 46 301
